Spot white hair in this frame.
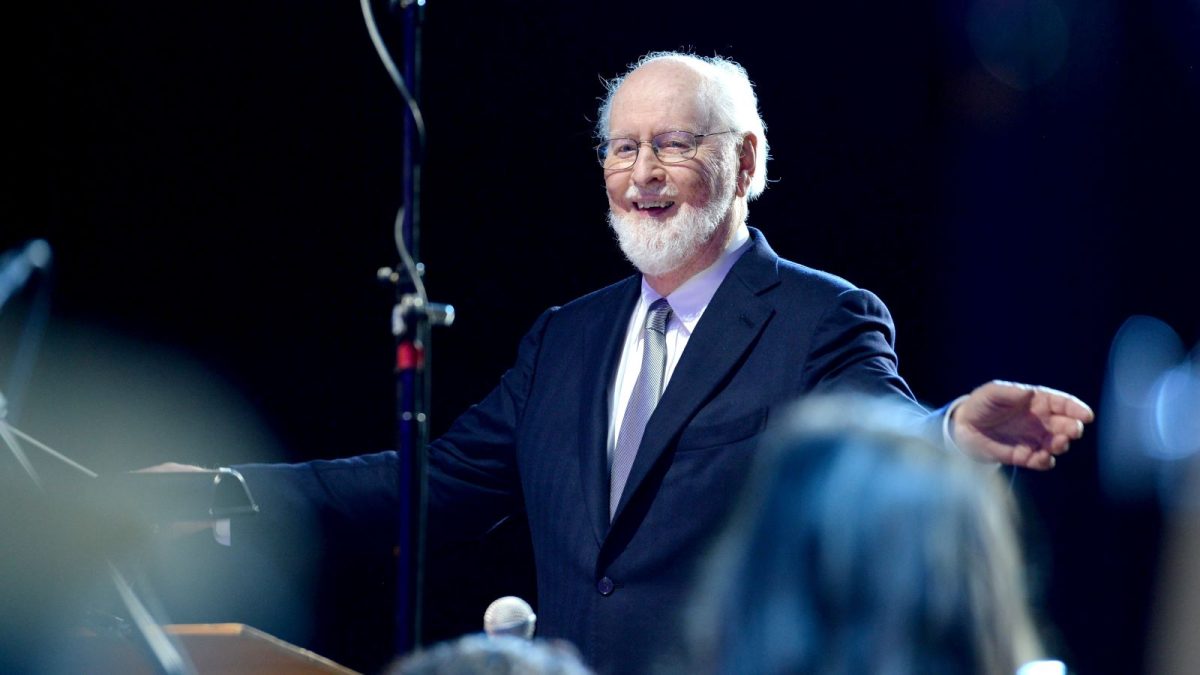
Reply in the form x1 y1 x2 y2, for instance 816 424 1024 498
596 51 770 200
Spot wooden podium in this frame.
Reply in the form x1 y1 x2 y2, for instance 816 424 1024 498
70 623 360 674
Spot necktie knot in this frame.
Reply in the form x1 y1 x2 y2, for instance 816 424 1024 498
646 298 672 335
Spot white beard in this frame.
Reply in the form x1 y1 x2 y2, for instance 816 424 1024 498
607 158 737 277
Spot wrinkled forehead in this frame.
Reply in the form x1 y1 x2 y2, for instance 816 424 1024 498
607 61 715 137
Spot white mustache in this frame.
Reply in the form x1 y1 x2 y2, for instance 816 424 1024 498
623 184 679 201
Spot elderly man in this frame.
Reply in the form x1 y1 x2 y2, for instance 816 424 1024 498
194 52 1092 674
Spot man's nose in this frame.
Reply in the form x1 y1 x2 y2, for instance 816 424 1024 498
630 143 665 186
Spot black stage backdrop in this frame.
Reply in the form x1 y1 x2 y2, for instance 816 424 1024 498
4 1 1199 673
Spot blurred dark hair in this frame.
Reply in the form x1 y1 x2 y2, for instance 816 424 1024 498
688 396 1042 675
389 634 593 675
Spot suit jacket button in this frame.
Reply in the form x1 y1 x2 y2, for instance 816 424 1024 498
597 577 615 596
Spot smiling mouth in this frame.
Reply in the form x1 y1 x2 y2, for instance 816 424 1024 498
634 200 676 214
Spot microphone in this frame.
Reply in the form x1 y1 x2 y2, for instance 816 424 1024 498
483 596 536 639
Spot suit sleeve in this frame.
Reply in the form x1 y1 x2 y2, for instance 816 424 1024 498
799 287 925 412
425 306 556 545
229 307 557 554
798 287 960 444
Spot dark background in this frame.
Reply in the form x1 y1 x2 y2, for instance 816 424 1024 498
4 1 1199 673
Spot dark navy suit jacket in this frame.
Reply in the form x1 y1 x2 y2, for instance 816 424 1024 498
235 228 924 673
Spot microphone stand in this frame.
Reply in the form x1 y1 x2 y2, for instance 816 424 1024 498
362 0 452 656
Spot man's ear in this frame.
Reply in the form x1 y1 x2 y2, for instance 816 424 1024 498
736 133 758 197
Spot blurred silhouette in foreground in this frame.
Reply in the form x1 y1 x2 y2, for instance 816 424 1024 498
1148 454 1200 674
689 396 1052 675
388 634 592 675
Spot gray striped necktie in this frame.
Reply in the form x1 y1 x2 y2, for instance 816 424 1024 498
610 298 673 519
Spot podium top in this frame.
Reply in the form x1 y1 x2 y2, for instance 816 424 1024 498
69 623 360 675
169 624 359 675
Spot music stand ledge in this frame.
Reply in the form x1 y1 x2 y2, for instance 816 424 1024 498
72 623 360 674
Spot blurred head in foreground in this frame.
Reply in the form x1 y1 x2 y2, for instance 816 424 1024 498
690 396 1044 675
389 634 593 675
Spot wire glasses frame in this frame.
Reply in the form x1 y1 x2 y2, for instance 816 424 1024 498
595 130 736 170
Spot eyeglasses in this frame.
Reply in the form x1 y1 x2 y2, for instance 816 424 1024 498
595 130 736 170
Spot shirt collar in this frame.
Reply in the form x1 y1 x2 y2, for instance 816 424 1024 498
639 223 752 334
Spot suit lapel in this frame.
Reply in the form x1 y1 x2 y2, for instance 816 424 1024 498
608 230 782 525
577 276 641 546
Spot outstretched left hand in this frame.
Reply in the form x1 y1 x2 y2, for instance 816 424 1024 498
951 380 1095 470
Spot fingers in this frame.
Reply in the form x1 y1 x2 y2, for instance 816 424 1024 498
958 380 1096 470
972 431 1063 469
1048 434 1071 454
132 462 209 473
983 380 1096 423
1036 385 1095 422
1046 414 1086 439
1026 451 1056 471
1030 420 1076 456
1008 441 1057 470
1040 405 1090 457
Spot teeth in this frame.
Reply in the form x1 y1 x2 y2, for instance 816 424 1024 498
636 201 673 209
